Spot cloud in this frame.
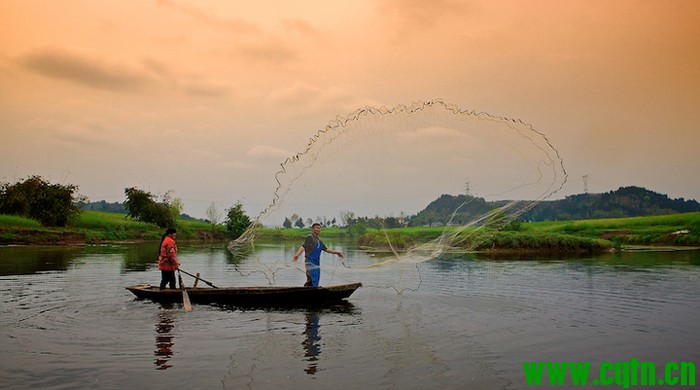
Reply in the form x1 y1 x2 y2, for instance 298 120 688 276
266 82 320 106
156 0 259 34
280 18 319 37
401 126 463 139
234 39 298 65
16 47 234 97
179 80 232 97
378 0 468 29
265 82 377 116
246 145 293 160
156 0 304 66
17 47 154 92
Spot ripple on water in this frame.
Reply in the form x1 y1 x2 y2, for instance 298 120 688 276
2 246 699 389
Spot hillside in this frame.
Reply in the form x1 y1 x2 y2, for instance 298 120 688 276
410 186 700 226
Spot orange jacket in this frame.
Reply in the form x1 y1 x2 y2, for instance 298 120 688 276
158 236 179 271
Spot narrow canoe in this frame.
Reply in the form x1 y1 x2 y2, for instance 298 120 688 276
126 282 362 307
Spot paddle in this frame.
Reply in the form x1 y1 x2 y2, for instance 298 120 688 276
178 268 218 288
177 270 193 312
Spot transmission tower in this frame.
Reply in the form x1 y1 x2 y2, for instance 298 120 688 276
583 175 589 194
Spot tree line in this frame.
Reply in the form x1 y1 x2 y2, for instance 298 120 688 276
4 176 696 232
0 176 251 238
412 186 700 225
280 186 700 229
280 210 407 235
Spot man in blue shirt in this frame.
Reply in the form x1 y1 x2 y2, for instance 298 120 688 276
293 223 344 286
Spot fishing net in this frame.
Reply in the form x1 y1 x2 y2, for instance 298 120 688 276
227 100 567 291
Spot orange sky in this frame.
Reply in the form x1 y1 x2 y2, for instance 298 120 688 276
1 0 699 221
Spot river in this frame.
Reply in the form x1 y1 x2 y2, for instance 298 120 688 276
1 242 698 389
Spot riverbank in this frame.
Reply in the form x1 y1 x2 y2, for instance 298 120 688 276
1 211 698 252
255 225 612 253
253 212 700 253
0 211 229 245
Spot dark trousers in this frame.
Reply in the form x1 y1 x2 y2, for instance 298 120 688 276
160 270 177 289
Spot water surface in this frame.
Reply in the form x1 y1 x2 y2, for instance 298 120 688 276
1 243 698 389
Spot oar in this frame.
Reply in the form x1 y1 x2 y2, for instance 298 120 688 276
179 268 218 288
177 270 193 312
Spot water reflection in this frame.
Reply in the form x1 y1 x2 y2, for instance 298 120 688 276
154 310 176 370
299 303 358 376
302 310 321 375
0 243 163 275
0 245 81 275
224 245 250 265
122 243 159 271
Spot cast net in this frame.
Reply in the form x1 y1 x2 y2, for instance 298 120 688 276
227 100 567 291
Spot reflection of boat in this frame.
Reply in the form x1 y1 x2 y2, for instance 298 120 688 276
126 283 362 307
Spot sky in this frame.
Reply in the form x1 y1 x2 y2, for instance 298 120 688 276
1 0 699 223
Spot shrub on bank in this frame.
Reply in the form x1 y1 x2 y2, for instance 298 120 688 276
0 176 81 227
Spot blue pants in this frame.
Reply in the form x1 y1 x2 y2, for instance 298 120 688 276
305 256 320 287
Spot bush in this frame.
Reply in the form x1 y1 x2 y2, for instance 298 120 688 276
124 187 176 228
0 176 80 226
225 202 252 239
346 223 367 237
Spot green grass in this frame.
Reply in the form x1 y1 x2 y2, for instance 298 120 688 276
522 212 700 246
0 214 42 228
2 211 699 250
66 211 160 241
255 212 700 252
255 226 354 242
0 211 230 244
347 226 610 252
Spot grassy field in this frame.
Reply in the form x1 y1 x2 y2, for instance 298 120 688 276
1 211 699 251
0 211 228 244
522 212 700 246
255 212 700 252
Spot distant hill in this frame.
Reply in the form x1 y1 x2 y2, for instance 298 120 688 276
77 200 202 221
409 186 700 225
524 186 700 221
408 194 509 226
78 200 126 214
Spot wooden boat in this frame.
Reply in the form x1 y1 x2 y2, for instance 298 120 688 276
126 282 362 307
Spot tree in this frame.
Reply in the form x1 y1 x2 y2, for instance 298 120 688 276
346 222 367 237
124 187 176 228
205 202 221 226
283 217 293 228
161 190 183 221
294 218 305 228
339 210 355 227
384 216 402 228
0 176 80 226
170 197 184 221
225 201 251 239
